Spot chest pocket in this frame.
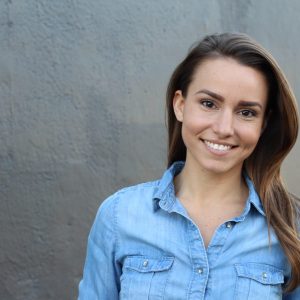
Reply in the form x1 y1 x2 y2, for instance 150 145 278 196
234 263 284 300
119 255 174 300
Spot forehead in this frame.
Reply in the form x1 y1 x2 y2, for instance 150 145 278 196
188 57 268 104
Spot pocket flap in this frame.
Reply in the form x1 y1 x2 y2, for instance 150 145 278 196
235 263 284 285
124 256 174 273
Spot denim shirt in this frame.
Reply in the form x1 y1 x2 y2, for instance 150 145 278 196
78 161 300 299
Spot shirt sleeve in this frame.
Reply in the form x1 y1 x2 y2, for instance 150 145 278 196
78 193 121 300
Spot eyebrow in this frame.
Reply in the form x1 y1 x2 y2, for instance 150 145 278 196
195 89 263 110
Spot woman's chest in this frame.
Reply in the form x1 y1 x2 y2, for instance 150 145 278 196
117 215 289 300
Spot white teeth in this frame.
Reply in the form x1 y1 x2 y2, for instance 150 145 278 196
204 140 232 151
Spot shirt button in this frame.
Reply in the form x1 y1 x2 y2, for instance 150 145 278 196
143 260 148 267
262 272 268 279
197 268 203 274
226 222 232 228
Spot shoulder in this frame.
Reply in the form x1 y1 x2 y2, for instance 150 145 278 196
90 180 160 240
116 179 160 198
97 179 160 217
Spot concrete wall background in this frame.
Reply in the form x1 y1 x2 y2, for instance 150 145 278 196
1 1 300 299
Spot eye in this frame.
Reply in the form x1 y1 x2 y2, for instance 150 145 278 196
239 109 257 118
201 99 217 109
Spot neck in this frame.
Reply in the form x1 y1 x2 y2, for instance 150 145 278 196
174 159 248 207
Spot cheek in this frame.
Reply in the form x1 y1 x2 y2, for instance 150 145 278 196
239 125 262 148
182 117 207 140
182 107 209 131
181 118 202 148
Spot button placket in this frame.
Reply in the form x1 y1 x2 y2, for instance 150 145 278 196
186 221 209 298
197 268 203 274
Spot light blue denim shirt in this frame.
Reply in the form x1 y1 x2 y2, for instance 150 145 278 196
78 161 300 299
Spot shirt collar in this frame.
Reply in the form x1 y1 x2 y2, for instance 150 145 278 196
244 174 266 216
153 161 265 217
153 161 184 212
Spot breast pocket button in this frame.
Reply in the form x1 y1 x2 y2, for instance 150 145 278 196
143 260 149 267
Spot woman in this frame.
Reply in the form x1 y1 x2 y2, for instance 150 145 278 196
78 33 300 299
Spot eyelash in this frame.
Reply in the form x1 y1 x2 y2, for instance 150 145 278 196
199 99 258 118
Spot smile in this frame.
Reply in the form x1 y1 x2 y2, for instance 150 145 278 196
203 140 234 151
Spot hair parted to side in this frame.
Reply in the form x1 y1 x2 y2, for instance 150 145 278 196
166 32 300 292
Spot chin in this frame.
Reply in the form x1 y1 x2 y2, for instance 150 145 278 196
203 166 231 174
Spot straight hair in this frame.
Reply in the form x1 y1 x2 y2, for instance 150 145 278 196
166 33 300 292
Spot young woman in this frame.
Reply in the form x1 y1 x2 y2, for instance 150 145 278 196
78 33 300 299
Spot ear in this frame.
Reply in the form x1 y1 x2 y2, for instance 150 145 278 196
173 90 185 122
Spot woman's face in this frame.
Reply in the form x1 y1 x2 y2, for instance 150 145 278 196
173 57 268 176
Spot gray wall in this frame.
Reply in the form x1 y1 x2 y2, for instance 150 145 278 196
1 1 300 299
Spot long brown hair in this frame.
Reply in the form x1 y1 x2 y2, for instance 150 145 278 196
166 33 300 292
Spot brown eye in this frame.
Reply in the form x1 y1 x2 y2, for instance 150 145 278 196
201 100 216 109
239 109 256 118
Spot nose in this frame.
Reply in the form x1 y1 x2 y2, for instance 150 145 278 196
212 109 234 138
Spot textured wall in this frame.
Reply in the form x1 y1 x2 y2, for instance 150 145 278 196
1 1 300 299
